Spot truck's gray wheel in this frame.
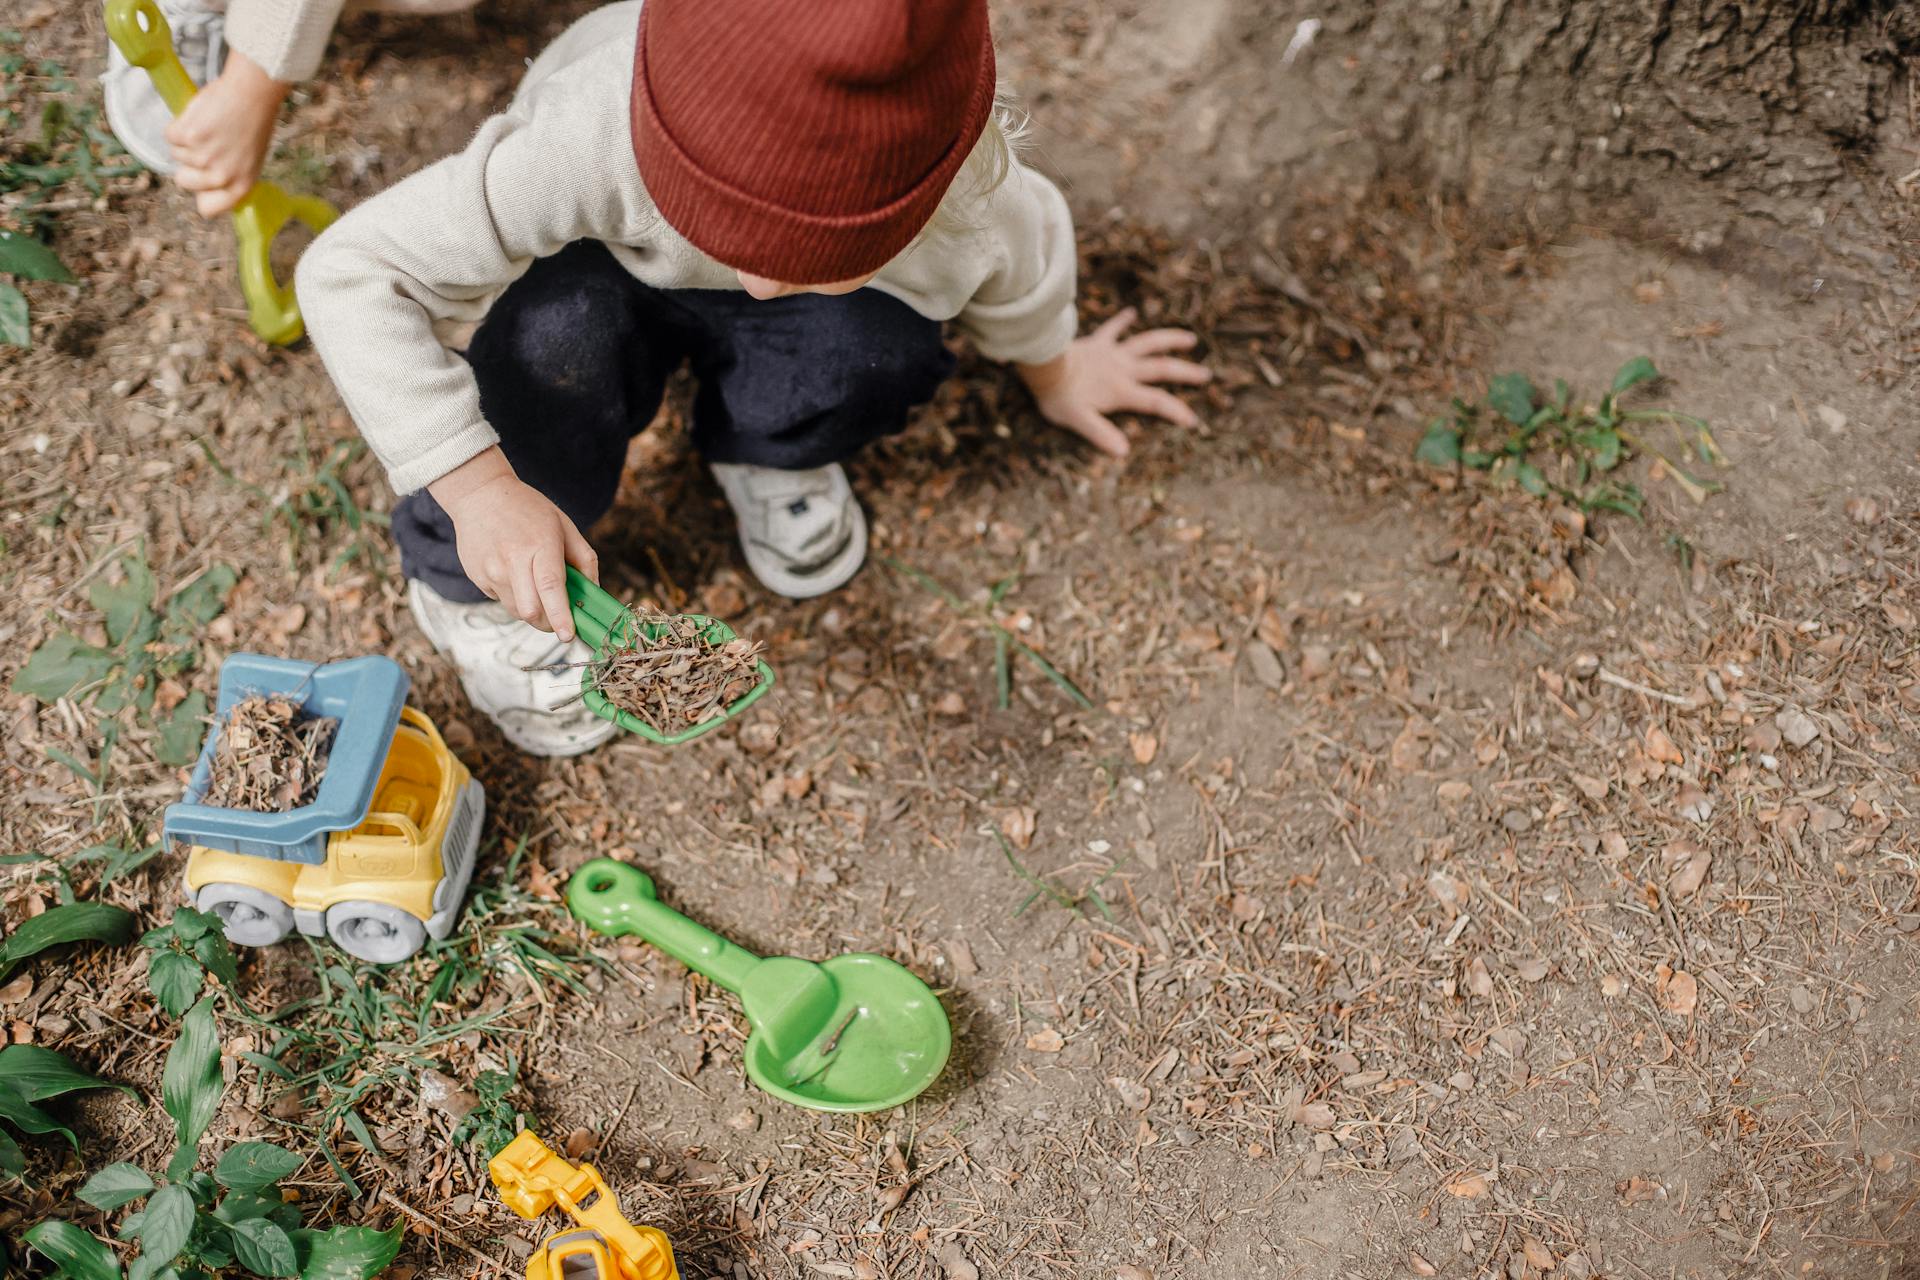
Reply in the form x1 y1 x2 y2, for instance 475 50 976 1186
196 883 295 948
325 901 427 964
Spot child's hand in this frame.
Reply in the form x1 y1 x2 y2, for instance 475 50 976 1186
165 50 289 217
1017 307 1211 457
428 447 598 642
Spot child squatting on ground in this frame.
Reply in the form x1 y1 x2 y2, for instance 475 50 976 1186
297 0 1213 759
103 0 477 217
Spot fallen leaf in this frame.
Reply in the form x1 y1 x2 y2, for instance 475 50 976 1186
1408 1250 1438 1277
1025 1027 1064 1053
1116 1267 1155 1280
933 692 967 716
1465 956 1493 998
875 1183 913 1214
418 1069 478 1122
1675 784 1713 823
1657 967 1698 1017
1292 1101 1336 1130
563 1127 595 1159
1617 1175 1659 1204
0 976 31 1004
1600 831 1629 859
1515 958 1550 983
936 1243 979 1280
1570 772 1608 801
1108 1077 1151 1110
1884 601 1915 631
1669 850 1711 900
1129 732 1158 765
1436 780 1473 804
1446 1173 1489 1199
999 806 1037 850
1427 872 1469 914
1645 724 1683 765
1522 1235 1555 1270
726 1108 759 1132
1177 624 1222 653
1845 495 1884 526
1600 974 1624 997
1390 717 1432 772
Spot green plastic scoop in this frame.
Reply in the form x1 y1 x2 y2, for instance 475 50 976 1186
567 859 951 1112
105 0 339 345
566 567 775 745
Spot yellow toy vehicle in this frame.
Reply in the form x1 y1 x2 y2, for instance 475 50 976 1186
489 1131 678 1280
164 655 483 964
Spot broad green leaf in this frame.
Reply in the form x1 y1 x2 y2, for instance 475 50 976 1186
0 1127 22 1177
155 692 210 768
0 902 136 977
290 1224 402 1280
148 950 203 1018
215 1142 301 1192
1513 461 1548 496
72 840 164 885
163 566 237 631
1610 355 1659 395
1486 372 1536 426
231 1218 298 1278
139 1185 194 1264
128 1255 172 1280
0 230 72 282
214 1191 282 1225
1552 378 1571 411
23 1221 122 1280
162 998 222 1180
89 559 156 648
0 281 27 348
170 908 219 944
11 633 117 702
1413 421 1462 467
0 1043 130 1101
79 1163 156 1211
193 931 240 991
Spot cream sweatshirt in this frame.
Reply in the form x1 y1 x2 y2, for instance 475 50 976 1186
225 0 345 84
296 2 1079 496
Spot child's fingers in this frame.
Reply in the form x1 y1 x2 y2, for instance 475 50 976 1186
1120 385 1200 428
1064 406 1131 457
559 516 599 584
1091 307 1138 341
506 557 548 633
1136 356 1213 385
197 184 247 218
1123 328 1199 355
531 552 574 642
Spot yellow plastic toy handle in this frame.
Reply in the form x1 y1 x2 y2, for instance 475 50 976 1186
102 0 339 345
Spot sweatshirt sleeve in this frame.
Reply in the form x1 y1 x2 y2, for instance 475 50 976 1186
951 162 1079 366
224 0 348 83
296 66 644 495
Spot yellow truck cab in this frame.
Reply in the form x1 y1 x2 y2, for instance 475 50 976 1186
165 655 482 964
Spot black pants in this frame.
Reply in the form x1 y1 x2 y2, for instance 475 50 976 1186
394 241 955 602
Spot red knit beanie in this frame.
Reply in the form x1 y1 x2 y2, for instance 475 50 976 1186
631 0 997 285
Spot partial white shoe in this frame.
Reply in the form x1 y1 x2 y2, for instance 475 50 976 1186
711 461 868 599
102 0 228 174
407 580 618 758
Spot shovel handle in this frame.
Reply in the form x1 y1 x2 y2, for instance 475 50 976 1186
103 0 340 345
567 859 761 993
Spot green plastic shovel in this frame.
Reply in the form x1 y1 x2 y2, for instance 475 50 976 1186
566 567 775 745
104 0 339 345
567 859 951 1112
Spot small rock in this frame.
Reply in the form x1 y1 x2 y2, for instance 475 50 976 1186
1501 809 1533 834
1515 958 1550 983
936 1243 979 1280
1789 985 1814 1015
1107 1077 1151 1110
1570 652 1600 679
726 1108 760 1133
1775 707 1820 748
1299 645 1333 680
1025 1027 1065 1053
1815 404 1847 432
1116 1267 1155 1280
1245 641 1286 690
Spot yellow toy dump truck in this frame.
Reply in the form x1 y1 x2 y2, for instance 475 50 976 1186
163 654 483 964
489 1131 679 1280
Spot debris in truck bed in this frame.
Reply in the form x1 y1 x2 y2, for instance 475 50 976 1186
203 695 338 812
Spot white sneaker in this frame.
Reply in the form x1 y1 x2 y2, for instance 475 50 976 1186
711 461 867 599
102 0 228 174
407 580 618 758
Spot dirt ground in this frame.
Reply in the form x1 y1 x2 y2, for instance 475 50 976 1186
3 2 1918 1278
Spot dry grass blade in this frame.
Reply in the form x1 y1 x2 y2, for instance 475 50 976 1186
589 609 765 735
204 694 338 812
